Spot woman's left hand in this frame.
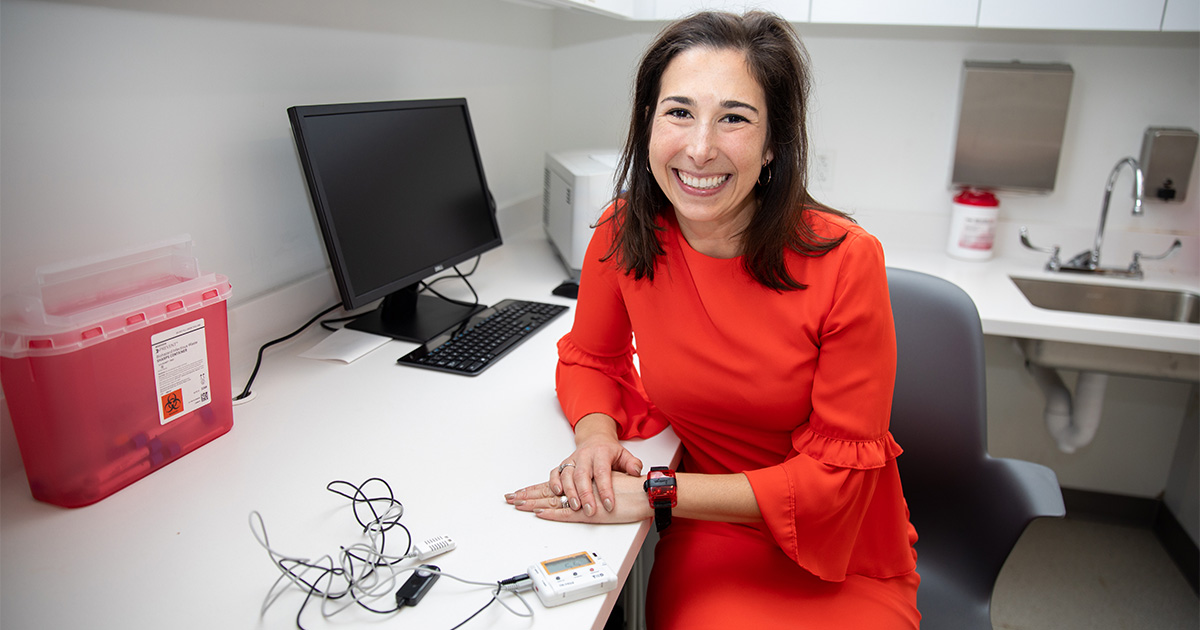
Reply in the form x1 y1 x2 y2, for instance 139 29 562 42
506 472 652 524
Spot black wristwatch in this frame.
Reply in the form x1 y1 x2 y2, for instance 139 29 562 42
643 466 677 532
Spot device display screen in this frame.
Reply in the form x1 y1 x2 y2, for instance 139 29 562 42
542 552 594 574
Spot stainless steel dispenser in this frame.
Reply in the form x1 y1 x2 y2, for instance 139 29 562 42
951 61 1074 193
1139 127 1198 203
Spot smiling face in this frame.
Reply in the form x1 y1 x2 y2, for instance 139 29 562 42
649 46 772 257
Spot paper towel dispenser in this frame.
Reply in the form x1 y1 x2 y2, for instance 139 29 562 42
951 61 1074 193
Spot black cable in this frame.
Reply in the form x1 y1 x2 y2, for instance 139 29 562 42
317 257 482 334
266 478 409 629
252 477 533 630
236 258 478 398
290 560 341 630
420 262 480 309
234 302 342 401
326 478 412 561
426 256 481 283
450 591 500 630
319 313 360 332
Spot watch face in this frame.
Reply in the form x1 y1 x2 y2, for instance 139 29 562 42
645 468 677 508
647 479 676 502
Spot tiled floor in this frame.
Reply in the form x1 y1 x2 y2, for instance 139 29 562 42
991 517 1198 629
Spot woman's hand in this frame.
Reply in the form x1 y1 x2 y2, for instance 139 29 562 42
554 414 644 516
503 413 642 518
506 472 652 524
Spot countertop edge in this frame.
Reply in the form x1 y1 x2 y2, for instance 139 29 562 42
884 248 1200 356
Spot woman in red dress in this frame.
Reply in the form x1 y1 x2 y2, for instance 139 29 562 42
507 11 920 629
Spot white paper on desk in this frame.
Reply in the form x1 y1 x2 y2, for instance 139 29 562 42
300 328 391 364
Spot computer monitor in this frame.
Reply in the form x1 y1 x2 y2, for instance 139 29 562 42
287 98 503 343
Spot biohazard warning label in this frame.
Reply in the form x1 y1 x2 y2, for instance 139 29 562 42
161 388 184 419
151 319 211 425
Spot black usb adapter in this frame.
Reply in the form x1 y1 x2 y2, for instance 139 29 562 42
396 564 440 607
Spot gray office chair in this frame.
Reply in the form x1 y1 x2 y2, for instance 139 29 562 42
886 268 1065 630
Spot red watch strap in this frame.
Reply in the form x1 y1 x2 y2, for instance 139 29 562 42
644 466 676 531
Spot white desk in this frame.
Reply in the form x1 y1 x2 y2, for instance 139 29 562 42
0 222 680 630
10 204 1192 630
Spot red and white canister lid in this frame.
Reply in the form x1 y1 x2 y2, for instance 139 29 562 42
946 189 999 260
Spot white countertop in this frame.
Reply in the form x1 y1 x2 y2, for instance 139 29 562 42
882 246 1200 356
1 205 1195 630
0 218 682 630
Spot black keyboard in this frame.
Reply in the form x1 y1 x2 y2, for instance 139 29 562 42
397 299 569 376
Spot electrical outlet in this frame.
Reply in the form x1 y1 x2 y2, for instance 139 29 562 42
811 152 834 190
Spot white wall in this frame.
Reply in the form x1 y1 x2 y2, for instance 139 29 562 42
545 11 1200 540
0 0 554 473
1 0 553 307
548 12 1200 265
1 0 1198 536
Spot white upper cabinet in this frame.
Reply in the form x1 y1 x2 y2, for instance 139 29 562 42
1162 0 1200 30
514 0 637 18
978 0 1167 31
649 0 810 22
504 0 1196 30
809 0 978 27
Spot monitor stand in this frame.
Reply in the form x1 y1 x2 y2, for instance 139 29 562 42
346 285 485 343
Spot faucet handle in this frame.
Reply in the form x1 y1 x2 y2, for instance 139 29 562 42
1019 227 1062 271
1128 239 1182 275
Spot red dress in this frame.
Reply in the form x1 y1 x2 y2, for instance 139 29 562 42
556 208 921 629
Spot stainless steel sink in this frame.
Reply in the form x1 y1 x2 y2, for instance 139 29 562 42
1009 276 1199 381
1010 276 1200 324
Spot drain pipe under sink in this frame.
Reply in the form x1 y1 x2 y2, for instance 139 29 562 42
1023 360 1109 453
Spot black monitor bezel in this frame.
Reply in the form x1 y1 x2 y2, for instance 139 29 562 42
287 98 503 341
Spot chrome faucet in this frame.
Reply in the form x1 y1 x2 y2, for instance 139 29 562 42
1019 156 1180 279
1064 156 1144 271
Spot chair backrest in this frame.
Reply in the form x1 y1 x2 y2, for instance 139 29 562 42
886 268 1065 629
886 267 989 480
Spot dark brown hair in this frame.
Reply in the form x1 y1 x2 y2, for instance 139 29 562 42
603 10 850 291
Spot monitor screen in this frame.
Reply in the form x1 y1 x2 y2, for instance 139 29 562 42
287 98 503 342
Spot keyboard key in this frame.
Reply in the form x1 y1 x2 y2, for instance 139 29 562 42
396 299 569 376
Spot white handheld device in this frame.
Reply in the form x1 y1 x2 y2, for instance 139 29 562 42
527 550 618 607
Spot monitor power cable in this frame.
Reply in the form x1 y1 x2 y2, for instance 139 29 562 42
233 302 343 404
234 256 481 404
419 258 481 310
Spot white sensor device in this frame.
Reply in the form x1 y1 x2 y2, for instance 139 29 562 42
412 535 456 560
527 550 617 607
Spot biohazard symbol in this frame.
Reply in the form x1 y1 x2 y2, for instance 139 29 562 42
161 389 184 420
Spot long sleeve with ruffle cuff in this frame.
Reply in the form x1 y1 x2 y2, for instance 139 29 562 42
556 333 670 440
743 428 917 582
741 225 917 582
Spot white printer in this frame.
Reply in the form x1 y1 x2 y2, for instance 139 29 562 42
543 150 620 278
